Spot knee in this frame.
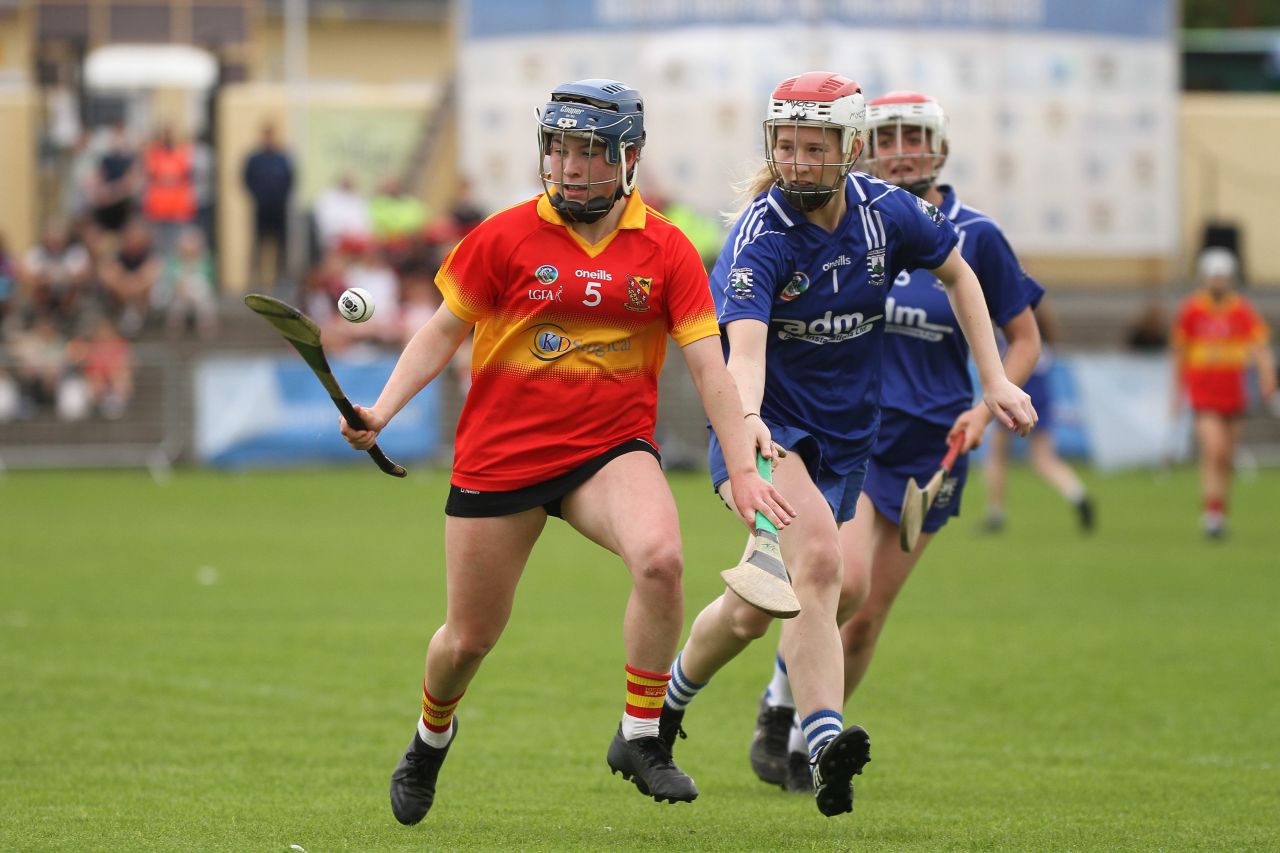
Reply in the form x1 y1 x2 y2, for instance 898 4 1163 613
629 543 684 592
792 539 844 597
841 608 886 656
443 625 500 669
837 555 872 623
725 597 774 641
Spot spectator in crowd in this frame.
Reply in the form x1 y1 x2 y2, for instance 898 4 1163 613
243 123 294 290
159 226 219 340
1171 247 1276 539
324 238 402 350
447 177 487 238
60 129 102 223
91 123 140 237
99 219 162 338
370 177 426 242
983 300 1094 534
0 366 19 422
19 221 93 332
313 172 372 254
301 242 352 323
141 126 198 260
0 231 19 330
191 130 217 266
66 315 135 420
7 316 70 415
1126 299 1170 351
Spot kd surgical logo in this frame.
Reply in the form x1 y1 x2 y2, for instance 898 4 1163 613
529 323 631 362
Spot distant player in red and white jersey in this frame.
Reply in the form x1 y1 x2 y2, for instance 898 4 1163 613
339 79 794 825
1172 247 1275 538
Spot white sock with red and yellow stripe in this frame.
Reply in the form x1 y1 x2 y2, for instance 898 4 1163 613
417 683 463 748
621 664 670 740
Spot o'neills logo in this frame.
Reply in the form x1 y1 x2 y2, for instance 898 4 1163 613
576 269 613 281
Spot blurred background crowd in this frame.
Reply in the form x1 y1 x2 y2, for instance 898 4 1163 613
0 0 1276 474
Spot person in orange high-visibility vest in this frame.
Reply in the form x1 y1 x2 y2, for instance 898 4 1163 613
1172 247 1276 539
141 126 196 259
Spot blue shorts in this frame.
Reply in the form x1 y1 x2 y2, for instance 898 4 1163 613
1023 372 1054 432
708 422 867 524
862 410 968 534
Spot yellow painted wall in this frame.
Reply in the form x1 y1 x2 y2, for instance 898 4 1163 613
217 84 289 294
0 4 33 76
217 82 449 294
254 17 452 84
1180 93 1280 289
0 87 37 256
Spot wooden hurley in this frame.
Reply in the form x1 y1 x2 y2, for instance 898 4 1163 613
898 433 966 553
721 453 801 619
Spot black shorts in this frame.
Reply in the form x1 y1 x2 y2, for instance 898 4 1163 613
444 438 660 519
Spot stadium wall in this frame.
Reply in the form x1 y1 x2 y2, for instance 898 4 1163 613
0 85 36 255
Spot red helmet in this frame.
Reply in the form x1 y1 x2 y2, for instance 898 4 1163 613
764 72 865 211
864 90 949 195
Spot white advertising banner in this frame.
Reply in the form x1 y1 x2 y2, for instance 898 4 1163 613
458 0 1177 256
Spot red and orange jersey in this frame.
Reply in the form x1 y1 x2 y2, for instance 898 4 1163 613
1173 291 1270 414
436 191 719 490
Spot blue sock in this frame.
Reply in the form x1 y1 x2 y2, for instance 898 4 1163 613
765 654 794 708
801 708 844 761
664 651 707 711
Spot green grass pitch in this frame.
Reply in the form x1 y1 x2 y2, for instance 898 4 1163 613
2 464 1277 851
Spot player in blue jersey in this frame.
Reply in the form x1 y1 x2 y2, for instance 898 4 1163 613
742 90 1046 793
983 300 1095 534
655 75 1038 817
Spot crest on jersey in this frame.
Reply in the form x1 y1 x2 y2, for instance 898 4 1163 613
915 196 946 226
780 271 810 302
535 264 559 284
729 267 755 299
624 275 653 312
867 249 886 286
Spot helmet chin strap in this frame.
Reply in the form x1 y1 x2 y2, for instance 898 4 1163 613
549 156 636 224
902 177 937 198
552 191 618 224
778 183 839 212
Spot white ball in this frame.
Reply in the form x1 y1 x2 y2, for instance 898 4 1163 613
337 287 375 323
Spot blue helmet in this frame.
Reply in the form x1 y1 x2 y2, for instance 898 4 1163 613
538 79 646 224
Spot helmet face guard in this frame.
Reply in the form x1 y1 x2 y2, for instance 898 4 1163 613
763 72 865 212
864 91 948 196
537 79 645 224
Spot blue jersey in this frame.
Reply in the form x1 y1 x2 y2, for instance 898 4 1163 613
882 185 1044 427
711 174 958 474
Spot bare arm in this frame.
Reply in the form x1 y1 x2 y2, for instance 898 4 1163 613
1254 339 1277 404
1169 333 1187 416
340 303 473 448
951 304 1041 450
931 248 1036 435
681 331 794 528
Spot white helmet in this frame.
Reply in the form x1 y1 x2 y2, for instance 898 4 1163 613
1197 246 1238 282
864 91 948 195
764 72 865 211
